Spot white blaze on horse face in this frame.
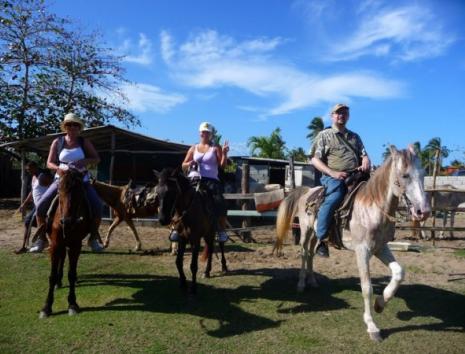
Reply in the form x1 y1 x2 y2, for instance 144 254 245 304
403 156 430 220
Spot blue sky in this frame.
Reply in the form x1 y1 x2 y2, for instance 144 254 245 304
51 0 465 165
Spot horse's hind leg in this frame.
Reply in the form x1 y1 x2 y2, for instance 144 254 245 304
176 238 187 291
219 241 228 273
67 245 82 316
40 243 65 319
126 218 142 251
56 251 66 289
306 230 318 288
373 244 404 314
355 245 382 342
189 240 200 295
297 221 311 292
103 216 122 249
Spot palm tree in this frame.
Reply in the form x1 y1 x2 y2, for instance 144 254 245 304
247 127 287 159
424 137 449 175
211 126 222 146
306 117 324 146
288 147 308 162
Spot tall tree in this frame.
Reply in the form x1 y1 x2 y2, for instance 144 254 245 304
306 117 324 146
0 0 139 141
424 137 449 175
247 127 287 159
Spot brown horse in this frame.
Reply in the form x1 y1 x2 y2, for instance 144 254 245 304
155 167 228 294
91 180 158 251
39 168 92 318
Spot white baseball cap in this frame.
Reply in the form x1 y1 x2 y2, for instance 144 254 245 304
198 122 213 133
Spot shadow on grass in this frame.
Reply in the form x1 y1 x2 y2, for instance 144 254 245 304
73 267 464 339
76 268 350 338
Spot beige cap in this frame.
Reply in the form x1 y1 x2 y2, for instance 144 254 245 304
331 103 349 113
198 121 213 133
60 113 84 132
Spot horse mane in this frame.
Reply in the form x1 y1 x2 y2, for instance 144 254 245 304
356 156 393 205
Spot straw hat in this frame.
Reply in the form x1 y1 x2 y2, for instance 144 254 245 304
60 113 85 132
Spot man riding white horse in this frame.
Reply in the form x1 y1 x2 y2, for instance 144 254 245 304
310 103 371 257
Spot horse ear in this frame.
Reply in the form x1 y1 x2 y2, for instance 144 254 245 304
153 170 161 179
407 144 416 156
389 145 398 156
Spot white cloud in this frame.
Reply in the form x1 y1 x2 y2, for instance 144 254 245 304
122 33 153 65
160 29 403 116
119 83 186 113
320 3 454 62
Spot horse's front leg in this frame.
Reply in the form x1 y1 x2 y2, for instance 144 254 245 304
373 244 404 314
203 234 214 278
355 245 382 342
67 244 82 316
40 242 65 319
190 240 200 295
175 238 187 291
103 216 121 248
126 218 142 251
56 250 66 289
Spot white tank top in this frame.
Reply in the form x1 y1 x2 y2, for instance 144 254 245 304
56 146 90 182
32 176 48 205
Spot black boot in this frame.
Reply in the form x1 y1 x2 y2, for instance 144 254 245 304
315 241 329 258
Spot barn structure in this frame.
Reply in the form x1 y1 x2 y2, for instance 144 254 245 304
0 125 190 200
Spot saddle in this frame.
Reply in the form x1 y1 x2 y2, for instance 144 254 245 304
123 181 157 214
305 171 370 249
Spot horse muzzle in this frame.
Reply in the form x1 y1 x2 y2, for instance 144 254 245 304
410 207 430 222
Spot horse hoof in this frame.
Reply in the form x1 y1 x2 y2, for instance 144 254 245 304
221 266 228 274
374 296 384 313
203 272 210 279
369 331 383 342
68 308 78 316
39 310 50 319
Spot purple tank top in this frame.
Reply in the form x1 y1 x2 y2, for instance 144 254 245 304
194 144 219 180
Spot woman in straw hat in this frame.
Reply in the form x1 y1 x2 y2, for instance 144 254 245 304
30 113 104 252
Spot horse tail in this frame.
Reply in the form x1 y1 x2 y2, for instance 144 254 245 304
274 187 310 255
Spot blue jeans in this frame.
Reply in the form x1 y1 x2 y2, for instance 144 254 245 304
316 175 347 240
36 180 102 219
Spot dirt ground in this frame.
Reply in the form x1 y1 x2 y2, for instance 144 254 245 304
1 198 464 290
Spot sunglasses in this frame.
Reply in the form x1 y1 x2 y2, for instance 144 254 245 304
65 122 81 128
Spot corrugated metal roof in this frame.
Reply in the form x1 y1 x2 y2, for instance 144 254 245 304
0 125 189 156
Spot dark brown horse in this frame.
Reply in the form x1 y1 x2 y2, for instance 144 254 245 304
155 167 228 294
39 168 92 318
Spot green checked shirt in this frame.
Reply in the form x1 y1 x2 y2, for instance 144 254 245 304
310 126 368 172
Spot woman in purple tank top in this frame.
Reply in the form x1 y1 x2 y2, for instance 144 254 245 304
172 122 230 242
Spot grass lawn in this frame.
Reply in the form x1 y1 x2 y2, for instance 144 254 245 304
1 246 464 353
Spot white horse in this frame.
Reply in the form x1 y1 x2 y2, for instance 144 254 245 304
274 145 430 342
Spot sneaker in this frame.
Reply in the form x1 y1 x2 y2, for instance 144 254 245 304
169 230 180 242
315 241 329 258
217 231 229 243
88 239 104 252
29 238 48 253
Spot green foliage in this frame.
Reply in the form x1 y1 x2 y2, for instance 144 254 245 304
247 127 287 159
306 116 324 145
287 147 308 162
0 0 138 142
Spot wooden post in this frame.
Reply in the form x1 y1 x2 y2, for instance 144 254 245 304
241 162 252 242
108 132 116 220
20 150 27 219
430 149 440 246
289 156 296 190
